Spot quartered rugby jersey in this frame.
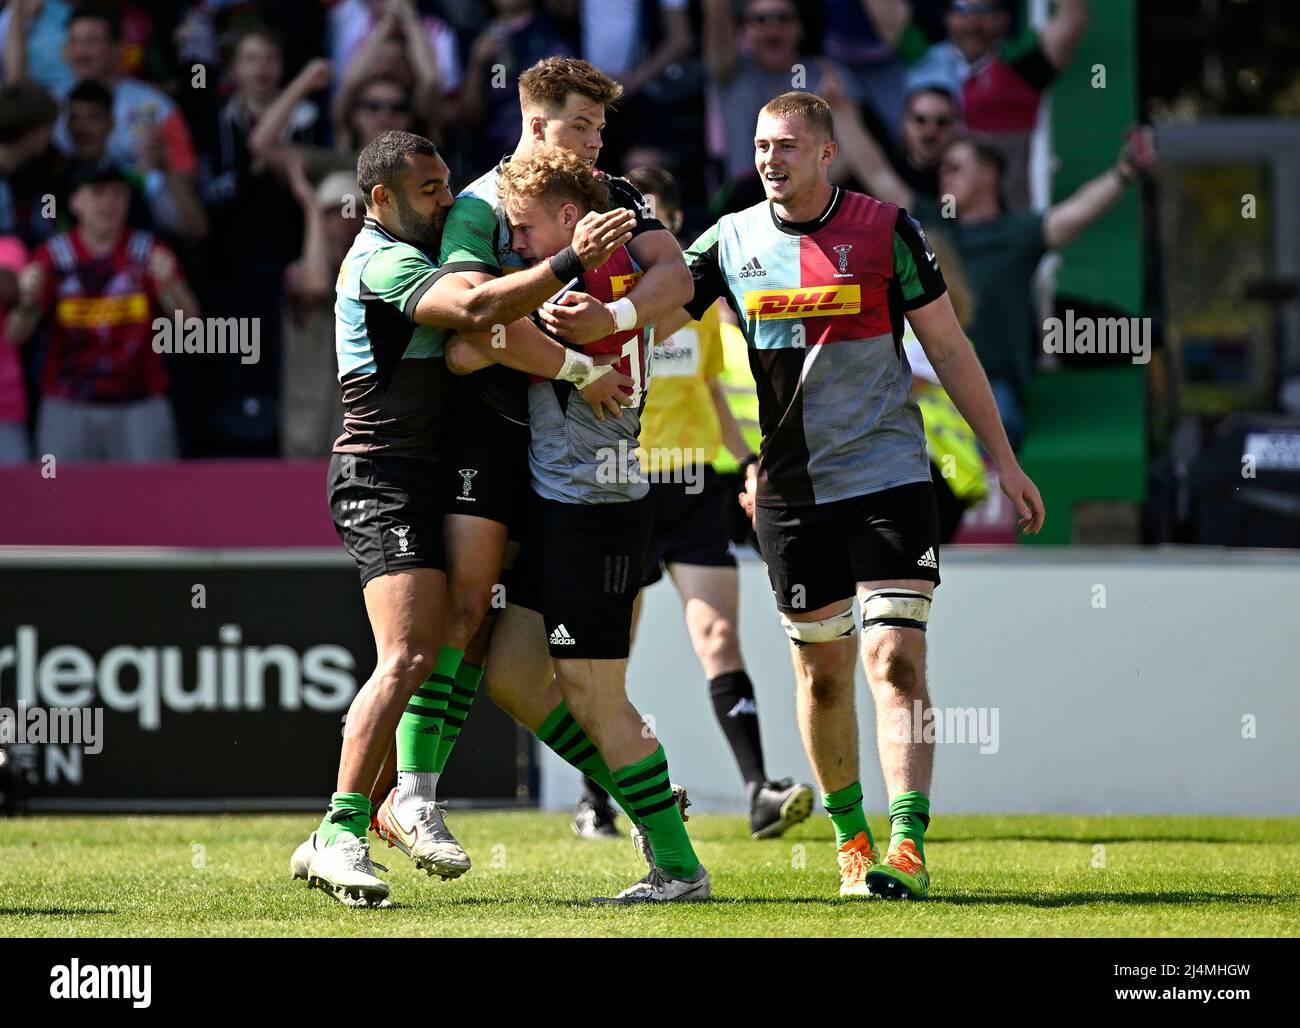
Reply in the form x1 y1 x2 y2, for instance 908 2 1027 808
438 156 664 424
528 246 652 505
684 187 946 508
333 217 449 461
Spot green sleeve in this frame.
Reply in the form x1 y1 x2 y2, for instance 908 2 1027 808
360 244 440 322
683 221 728 321
438 196 501 275
892 209 947 311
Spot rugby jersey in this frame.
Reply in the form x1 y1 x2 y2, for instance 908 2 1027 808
333 217 449 461
528 246 652 504
438 156 664 424
684 188 946 508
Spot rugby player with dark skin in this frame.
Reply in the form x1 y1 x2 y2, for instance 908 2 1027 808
333 143 638 816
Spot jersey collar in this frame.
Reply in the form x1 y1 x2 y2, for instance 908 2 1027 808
769 186 843 236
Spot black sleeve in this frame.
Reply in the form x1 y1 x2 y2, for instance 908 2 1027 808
892 208 947 311
606 174 667 238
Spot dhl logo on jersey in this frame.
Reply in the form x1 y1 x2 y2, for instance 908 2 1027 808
609 272 642 300
55 293 149 328
743 284 861 320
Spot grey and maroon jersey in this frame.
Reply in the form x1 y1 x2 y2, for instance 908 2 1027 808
684 188 946 508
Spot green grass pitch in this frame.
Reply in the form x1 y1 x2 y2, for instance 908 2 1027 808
2 812 1297 937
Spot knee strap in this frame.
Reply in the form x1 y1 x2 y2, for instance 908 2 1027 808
861 588 931 633
780 606 855 646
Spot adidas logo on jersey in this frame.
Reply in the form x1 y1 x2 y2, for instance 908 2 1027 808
550 624 577 646
738 256 766 279
916 547 938 569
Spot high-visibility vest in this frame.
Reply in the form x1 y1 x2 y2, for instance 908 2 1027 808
713 320 762 474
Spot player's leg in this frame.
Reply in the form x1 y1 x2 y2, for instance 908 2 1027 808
668 560 814 838
306 566 444 905
555 655 708 902
850 481 943 899
482 574 647 834
754 498 878 897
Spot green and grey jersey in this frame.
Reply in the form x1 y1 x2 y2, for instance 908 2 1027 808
334 217 449 461
684 188 947 508
438 156 665 424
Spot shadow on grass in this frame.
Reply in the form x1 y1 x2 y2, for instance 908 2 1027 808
0 907 117 916
930 891 1298 907
937 835 1285 846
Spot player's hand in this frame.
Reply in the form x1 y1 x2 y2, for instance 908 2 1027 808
1119 125 1157 179
580 356 634 421
571 208 636 271
538 291 617 344
739 461 758 528
998 464 1045 535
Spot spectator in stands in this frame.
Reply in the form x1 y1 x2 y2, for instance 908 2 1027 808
460 0 576 170
0 234 31 462
279 163 361 458
332 0 449 145
0 0 75 98
249 60 417 185
580 0 696 167
5 163 198 461
61 79 207 240
19 2 203 183
703 0 861 212
199 25 316 286
822 70 956 204
922 134 1154 447
865 0 1090 208
822 0 910 137
0 81 64 248
329 0 461 113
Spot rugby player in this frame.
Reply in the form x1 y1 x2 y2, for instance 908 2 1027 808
679 92 1044 899
290 130 636 907
366 57 693 868
571 165 814 842
448 144 710 904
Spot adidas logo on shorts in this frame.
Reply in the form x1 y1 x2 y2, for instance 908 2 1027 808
550 624 577 646
916 547 938 569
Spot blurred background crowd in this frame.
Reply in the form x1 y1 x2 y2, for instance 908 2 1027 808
0 0 1298 546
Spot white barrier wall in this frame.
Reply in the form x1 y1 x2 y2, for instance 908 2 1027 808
539 548 1300 815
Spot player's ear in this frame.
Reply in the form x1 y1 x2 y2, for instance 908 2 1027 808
369 183 387 210
822 139 839 166
671 210 684 235
529 114 547 143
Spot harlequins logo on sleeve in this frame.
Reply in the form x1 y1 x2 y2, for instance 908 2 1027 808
458 468 478 499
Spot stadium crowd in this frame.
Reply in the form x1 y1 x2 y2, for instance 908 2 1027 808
0 0 1140 469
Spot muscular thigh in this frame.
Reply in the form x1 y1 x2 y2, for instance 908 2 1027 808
362 567 446 659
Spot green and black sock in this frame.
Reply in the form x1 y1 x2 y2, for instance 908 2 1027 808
434 660 482 774
317 791 371 846
613 745 699 879
888 790 930 861
395 646 462 801
536 702 641 826
824 781 875 850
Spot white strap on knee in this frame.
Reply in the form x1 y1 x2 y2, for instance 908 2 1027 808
780 606 856 645
861 588 931 633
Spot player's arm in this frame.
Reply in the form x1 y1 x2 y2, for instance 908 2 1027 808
537 178 693 344
892 212 1043 533
415 206 635 331
1043 129 1154 251
447 318 633 420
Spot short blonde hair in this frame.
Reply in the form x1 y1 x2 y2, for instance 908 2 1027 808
498 143 611 215
760 91 834 141
518 57 623 115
